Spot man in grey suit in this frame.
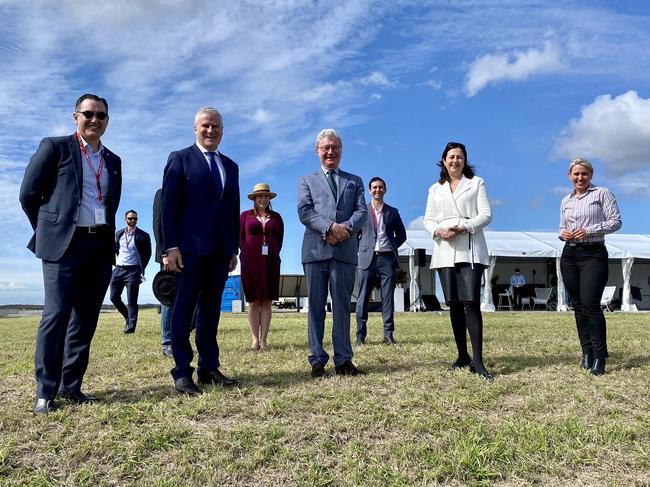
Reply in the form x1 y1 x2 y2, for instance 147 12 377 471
297 129 367 378
355 177 407 345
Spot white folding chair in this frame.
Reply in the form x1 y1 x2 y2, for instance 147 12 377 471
600 286 616 311
528 287 553 310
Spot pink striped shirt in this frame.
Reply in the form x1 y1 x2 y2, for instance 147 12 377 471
560 185 622 243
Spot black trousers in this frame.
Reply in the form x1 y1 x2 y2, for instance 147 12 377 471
110 265 142 328
512 287 524 309
560 243 609 358
36 228 113 399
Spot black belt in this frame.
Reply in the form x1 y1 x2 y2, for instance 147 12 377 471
567 241 604 248
374 250 393 256
75 225 110 235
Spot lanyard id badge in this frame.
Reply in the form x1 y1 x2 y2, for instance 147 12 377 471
261 244 269 256
94 208 107 225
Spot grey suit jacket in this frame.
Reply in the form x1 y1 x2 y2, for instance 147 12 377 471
357 203 407 270
297 168 367 265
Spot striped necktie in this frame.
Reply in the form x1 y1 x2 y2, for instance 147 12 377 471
326 170 337 199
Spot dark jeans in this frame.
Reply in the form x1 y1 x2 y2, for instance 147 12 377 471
560 243 609 358
110 265 142 329
512 287 524 309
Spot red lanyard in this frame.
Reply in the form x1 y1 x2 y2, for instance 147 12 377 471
371 204 382 229
76 132 104 203
124 229 135 248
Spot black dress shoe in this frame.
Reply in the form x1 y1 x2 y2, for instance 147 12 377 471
591 358 606 376
469 363 494 381
580 354 594 369
335 361 366 376
174 376 200 395
383 335 397 345
197 369 239 387
123 326 136 334
34 398 56 416
311 362 331 379
59 390 97 404
450 356 472 370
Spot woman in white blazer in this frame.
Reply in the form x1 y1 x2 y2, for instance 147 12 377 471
423 142 493 380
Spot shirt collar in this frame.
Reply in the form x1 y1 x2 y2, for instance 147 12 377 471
321 165 339 175
78 134 103 154
196 141 219 156
571 184 596 198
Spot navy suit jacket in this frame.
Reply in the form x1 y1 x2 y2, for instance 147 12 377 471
161 144 240 257
115 227 152 274
357 203 407 270
19 134 122 261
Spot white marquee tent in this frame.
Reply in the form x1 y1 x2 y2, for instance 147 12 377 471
399 230 650 312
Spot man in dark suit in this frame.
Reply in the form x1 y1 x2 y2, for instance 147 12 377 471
110 210 152 334
161 107 240 395
19 94 122 415
297 128 367 378
355 177 407 345
152 189 173 357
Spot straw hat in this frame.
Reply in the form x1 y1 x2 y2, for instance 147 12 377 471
247 183 277 200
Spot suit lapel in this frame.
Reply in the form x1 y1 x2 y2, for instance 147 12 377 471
69 134 83 194
453 176 472 199
335 170 347 203
315 170 335 202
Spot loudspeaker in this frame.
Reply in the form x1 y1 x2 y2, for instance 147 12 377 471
414 249 426 267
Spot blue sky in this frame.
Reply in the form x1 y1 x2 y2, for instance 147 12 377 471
2 0 649 304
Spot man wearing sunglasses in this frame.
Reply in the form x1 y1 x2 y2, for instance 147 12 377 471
19 93 122 415
110 210 151 334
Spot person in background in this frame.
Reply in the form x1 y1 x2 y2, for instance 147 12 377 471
423 141 493 380
19 94 122 415
110 210 151 334
509 268 526 310
239 183 284 350
559 157 621 376
490 274 500 309
355 177 406 345
153 189 173 357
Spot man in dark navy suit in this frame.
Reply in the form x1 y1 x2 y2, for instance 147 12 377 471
161 107 240 395
355 177 407 345
19 94 122 415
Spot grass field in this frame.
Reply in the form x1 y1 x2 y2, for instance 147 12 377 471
1 309 649 486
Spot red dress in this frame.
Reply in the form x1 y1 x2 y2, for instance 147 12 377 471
239 210 284 302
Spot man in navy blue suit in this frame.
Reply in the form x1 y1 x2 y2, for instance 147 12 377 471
161 107 240 395
355 177 407 345
20 94 122 415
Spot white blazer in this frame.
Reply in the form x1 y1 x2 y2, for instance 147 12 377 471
423 175 492 268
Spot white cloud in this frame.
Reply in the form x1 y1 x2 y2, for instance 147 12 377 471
360 71 396 88
550 185 571 196
420 79 442 90
0 282 27 290
249 108 275 124
490 198 506 207
408 216 425 230
553 91 650 176
465 41 564 97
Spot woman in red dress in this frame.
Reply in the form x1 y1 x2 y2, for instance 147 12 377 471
240 183 284 350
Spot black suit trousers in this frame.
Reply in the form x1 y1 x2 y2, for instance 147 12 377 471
36 229 113 398
560 244 609 358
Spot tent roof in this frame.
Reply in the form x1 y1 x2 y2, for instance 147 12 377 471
400 230 650 260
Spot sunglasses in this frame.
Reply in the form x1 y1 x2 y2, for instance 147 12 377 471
76 110 108 120
126 217 138 221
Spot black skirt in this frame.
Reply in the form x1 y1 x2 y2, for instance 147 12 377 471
437 263 486 303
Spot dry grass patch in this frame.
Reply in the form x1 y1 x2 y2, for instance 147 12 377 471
0 309 649 486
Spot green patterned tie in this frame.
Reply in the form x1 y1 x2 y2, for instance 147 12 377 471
326 170 337 199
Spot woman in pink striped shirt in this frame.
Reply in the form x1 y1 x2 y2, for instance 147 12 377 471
559 158 622 376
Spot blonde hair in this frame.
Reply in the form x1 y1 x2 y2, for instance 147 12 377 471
568 157 593 175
